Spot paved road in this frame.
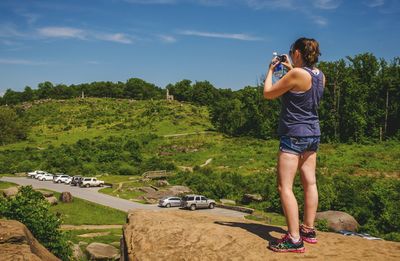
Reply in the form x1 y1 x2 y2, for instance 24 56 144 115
1 177 246 219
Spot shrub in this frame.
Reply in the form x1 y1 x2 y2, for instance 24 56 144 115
0 186 72 260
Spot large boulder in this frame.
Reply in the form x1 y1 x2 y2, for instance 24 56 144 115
0 219 60 261
155 180 169 187
138 187 156 194
241 193 263 204
121 210 400 261
45 196 58 206
167 185 191 196
86 242 119 260
72 244 84 261
2 187 19 198
59 192 73 203
316 210 360 232
220 199 236 205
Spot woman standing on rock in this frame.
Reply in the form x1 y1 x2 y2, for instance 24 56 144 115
263 37 325 253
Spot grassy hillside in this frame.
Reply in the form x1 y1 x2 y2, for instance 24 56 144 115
0 97 399 177
1 98 399 241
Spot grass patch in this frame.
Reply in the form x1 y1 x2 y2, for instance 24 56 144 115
50 192 126 225
66 228 122 245
0 181 17 190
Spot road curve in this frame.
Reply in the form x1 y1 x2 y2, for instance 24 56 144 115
1 177 246 219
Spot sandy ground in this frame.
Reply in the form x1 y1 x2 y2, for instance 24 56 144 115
123 210 400 261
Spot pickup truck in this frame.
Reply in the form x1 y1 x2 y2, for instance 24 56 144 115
27 170 46 178
80 177 104 188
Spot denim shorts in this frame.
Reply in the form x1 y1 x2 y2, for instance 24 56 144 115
279 135 320 155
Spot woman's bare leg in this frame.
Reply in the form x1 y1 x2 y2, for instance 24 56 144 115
299 151 318 228
278 151 300 238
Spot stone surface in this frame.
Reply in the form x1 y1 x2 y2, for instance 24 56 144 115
2 186 19 198
59 191 73 203
78 231 110 238
0 219 60 261
86 242 120 260
167 185 191 196
45 196 58 205
121 210 400 261
220 199 236 205
72 244 84 261
155 180 169 187
316 210 360 232
242 193 263 204
138 187 156 194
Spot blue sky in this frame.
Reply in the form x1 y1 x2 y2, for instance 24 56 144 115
0 0 399 94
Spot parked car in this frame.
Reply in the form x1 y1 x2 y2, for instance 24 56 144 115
80 177 104 188
35 171 50 179
53 174 70 183
70 176 83 186
181 195 216 211
64 176 72 184
39 173 54 181
158 196 182 208
27 170 46 178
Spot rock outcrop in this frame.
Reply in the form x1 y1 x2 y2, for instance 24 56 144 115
121 209 400 261
59 191 73 203
2 187 19 198
316 210 360 232
241 193 263 204
45 196 58 205
86 242 120 260
0 219 60 261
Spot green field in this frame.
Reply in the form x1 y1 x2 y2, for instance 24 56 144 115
49 191 126 225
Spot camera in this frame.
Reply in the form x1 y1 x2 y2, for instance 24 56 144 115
276 55 287 63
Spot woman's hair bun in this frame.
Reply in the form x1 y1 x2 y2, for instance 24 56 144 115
292 37 321 67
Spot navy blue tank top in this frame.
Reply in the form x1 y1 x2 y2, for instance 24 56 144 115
278 67 324 137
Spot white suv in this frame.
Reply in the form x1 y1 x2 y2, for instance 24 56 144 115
80 177 104 188
53 174 70 183
39 173 54 181
181 195 216 211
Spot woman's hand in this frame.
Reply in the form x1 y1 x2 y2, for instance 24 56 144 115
269 57 279 71
281 54 293 71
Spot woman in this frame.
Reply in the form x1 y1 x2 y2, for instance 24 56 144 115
264 37 325 253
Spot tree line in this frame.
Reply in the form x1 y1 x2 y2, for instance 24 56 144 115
1 52 399 143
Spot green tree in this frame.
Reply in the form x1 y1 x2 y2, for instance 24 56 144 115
0 186 72 260
0 107 28 145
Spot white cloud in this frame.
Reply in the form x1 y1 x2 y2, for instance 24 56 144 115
313 0 341 9
178 30 262 41
0 58 47 65
95 33 133 44
159 34 177 43
38 26 86 39
36 26 134 44
365 0 384 7
312 15 328 26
